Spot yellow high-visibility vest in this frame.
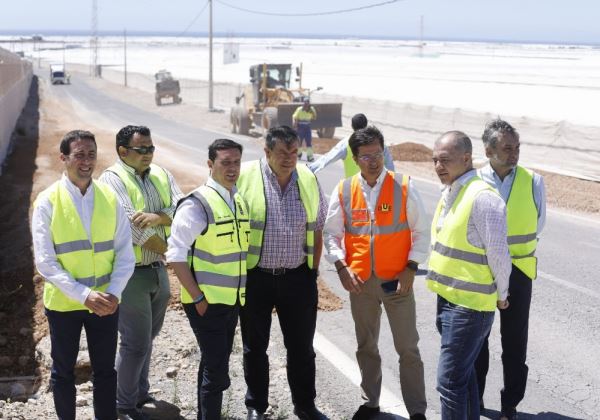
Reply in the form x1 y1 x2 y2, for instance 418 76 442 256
182 186 250 305
236 160 320 269
106 163 171 263
35 181 118 312
427 177 499 311
505 166 538 280
342 143 361 178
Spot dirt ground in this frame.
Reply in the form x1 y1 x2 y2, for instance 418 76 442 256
1 73 598 387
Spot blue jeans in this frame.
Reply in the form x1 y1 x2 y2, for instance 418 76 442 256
46 308 119 420
436 296 494 420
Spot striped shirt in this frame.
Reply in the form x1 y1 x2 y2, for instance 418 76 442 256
436 169 511 300
99 160 183 265
259 158 328 269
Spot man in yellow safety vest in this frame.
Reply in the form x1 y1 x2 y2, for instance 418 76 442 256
474 119 546 420
32 130 134 420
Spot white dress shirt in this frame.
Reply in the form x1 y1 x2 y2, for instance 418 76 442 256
436 169 511 300
166 177 236 263
323 169 430 266
31 174 135 304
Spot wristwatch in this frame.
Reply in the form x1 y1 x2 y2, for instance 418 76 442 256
406 260 419 272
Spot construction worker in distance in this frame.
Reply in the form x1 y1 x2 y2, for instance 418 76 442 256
32 130 135 420
292 98 317 162
323 126 428 420
100 125 183 420
474 118 546 420
166 138 249 420
428 131 511 420
308 113 394 176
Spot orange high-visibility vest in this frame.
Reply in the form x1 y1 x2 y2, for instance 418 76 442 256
339 171 412 281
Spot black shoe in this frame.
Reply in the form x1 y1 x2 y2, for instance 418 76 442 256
247 408 265 420
500 406 518 420
117 408 151 420
352 404 380 420
409 414 427 420
135 395 157 409
294 405 327 420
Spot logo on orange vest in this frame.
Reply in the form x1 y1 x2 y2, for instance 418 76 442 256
379 203 392 212
352 209 369 222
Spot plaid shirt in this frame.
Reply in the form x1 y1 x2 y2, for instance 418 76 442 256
259 159 327 269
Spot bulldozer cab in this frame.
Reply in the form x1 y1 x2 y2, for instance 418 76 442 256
250 64 292 89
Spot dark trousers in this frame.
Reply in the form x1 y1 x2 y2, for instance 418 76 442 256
475 265 532 409
46 308 119 420
240 263 318 413
183 302 240 420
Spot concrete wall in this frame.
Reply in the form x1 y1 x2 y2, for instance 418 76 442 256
0 48 33 174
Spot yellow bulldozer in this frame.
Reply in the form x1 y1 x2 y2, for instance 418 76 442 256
230 63 342 137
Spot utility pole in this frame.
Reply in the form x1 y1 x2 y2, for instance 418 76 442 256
208 0 214 111
91 0 99 77
124 29 128 87
419 15 424 58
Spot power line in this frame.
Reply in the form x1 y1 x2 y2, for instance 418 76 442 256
215 0 404 17
176 0 210 37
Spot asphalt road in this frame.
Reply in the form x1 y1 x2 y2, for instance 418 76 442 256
45 72 600 419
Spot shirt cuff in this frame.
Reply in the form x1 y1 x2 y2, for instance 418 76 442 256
166 247 190 263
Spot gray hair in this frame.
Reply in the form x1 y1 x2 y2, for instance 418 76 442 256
482 118 519 149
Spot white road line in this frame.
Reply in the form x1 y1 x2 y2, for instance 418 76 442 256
537 270 600 300
313 331 410 418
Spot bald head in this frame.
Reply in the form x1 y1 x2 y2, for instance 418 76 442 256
432 131 474 185
435 130 472 155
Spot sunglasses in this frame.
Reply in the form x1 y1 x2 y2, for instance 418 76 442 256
124 145 155 155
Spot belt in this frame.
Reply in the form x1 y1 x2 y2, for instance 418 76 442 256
256 264 304 276
135 261 164 269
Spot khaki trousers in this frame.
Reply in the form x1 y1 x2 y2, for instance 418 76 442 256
349 275 427 415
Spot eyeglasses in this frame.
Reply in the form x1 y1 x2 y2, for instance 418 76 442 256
124 145 155 155
357 152 383 162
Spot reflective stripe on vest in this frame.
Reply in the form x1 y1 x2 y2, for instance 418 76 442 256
340 171 411 281
106 163 171 264
427 177 498 312
181 185 250 306
237 160 320 269
506 166 538 279
37 181 117 312
343 143 361 178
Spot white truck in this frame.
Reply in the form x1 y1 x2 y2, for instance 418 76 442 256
50 64 69 85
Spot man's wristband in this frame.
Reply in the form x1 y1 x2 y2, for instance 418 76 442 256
192 294 205 304
406 260 419 272
336 264 347 273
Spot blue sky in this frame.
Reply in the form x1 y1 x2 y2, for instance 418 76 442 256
1 0 599 44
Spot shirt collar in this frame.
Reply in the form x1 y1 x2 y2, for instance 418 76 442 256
206 176 237 200
442 168 478 193
482 162 516 183
359 168 387 189
61 173 93 197
117 159 150 177
261 157 298 184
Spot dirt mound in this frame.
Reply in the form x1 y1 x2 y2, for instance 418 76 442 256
388 142 432 162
